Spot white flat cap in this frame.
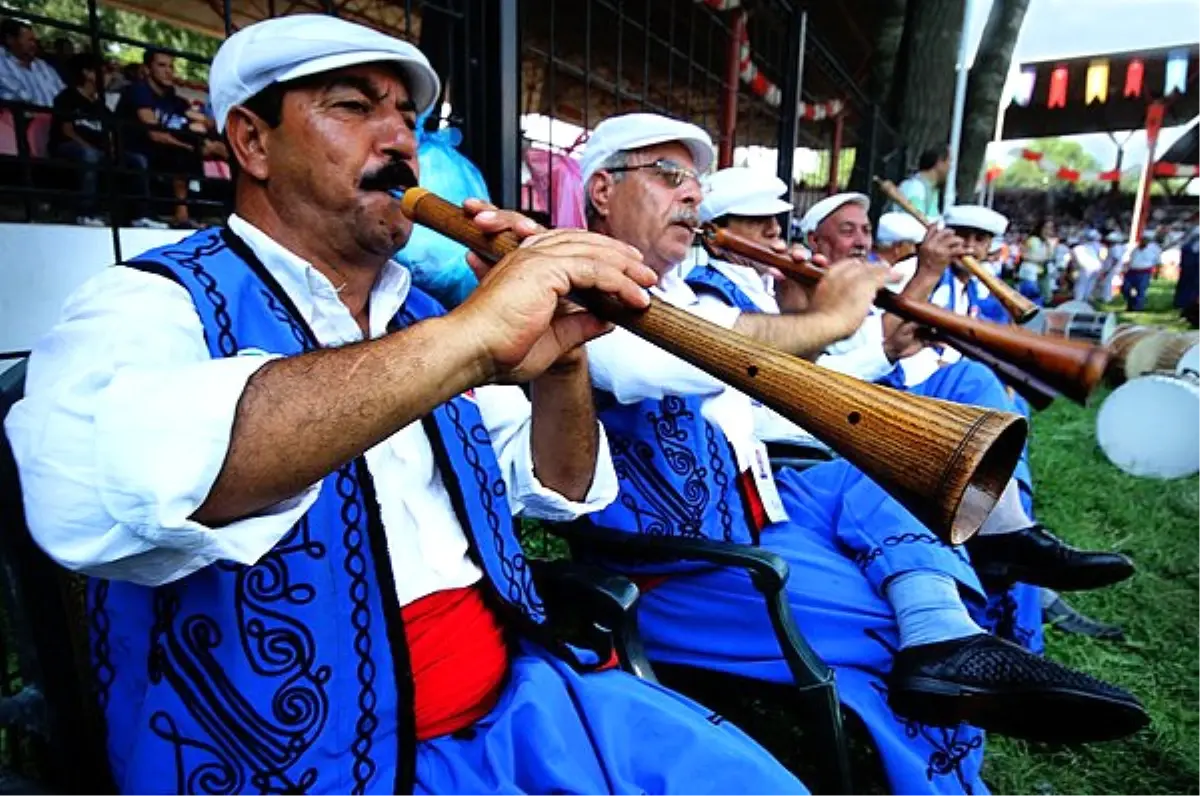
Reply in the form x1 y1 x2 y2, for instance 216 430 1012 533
875 211 928 246
943 205 1008 237
209 14 441 133
1106 230 1125 243
700 167 792 223
580 113 714 186
798 192 870 236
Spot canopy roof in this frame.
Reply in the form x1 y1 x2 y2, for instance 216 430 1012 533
1001 44 1199 139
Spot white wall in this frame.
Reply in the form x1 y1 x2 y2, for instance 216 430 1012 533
1 223 192 359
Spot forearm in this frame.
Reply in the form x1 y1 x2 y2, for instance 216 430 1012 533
733 311 847 359
148 129 193 149
529 354 599 501
195 315 487 524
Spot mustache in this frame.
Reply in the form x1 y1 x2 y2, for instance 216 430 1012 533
359 159 418 192
669 209 701 228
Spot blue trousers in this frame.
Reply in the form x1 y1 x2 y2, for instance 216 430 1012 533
1017 279 1044 306
1123 269 1153 311
414 641 806 794
637 461 989 795
907 360 1044 654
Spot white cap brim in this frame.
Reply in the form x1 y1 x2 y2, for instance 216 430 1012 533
270 51 438 118
723 196 793 218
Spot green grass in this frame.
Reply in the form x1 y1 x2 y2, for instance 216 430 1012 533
982 280 1199 795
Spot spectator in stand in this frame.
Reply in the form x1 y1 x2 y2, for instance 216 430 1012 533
116 48 224 228
51 54 165 229
1019 218 1054 304
889 145 949 220
45 36 75 85
102 59 129 95
1123 229 1165 311
0 18 66 107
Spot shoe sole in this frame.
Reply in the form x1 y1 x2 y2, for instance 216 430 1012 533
978 561 1134 592
888 676 1150 744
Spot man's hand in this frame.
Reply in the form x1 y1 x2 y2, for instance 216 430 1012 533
916 227 964 277
454 221 657 383
774 244 818 313
805 257 890 341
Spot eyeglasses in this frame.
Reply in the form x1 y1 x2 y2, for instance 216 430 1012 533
605 159 702 189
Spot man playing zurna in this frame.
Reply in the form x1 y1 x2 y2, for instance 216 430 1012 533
5 17 808 794
581 123 1147 795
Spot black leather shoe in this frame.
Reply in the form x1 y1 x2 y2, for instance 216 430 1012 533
1043 592 1126 642
888 634 1149 744
967 524 1134 592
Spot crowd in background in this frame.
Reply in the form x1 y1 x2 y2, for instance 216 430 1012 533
1 17 228 228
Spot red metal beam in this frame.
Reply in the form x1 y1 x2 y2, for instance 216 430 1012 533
718 9 746 169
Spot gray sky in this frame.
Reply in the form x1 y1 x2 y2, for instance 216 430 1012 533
977 0 1200 170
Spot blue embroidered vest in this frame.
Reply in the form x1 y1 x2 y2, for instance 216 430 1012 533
686 261 908 389
90 227 547 794
585 265 751 555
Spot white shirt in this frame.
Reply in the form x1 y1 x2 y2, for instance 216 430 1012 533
1072 243 1102 274
5 214 617 601
0 48 65 107
692 259 825 448
586 265 774 464
1128 242 1163 271
898 271 985 387
1019 236 1049 282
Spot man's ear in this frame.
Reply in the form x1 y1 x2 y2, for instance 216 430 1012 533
224 106 272 181
587 173 615 220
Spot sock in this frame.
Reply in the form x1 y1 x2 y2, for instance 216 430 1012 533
886 570 985 649
1039 587 1060 610
977 479 1031 537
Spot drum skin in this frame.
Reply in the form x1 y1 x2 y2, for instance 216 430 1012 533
1096 374 1200 479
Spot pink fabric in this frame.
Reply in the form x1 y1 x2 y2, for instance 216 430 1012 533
523 148 587 229
24 112 51 158
203 159 232 180
0 110 16 156
0 110 53 157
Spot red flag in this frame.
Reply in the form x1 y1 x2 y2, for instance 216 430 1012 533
1048 66 1069 108
1124 59 1144 98
1021 149 1044 161
1056 167 1080 182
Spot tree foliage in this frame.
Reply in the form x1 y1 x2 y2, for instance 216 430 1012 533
956 0 1030 201
0 0 219 83
994 138 1102 189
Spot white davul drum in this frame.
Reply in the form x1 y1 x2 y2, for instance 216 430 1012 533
1096 374 1200 479
1155 331 1200 373
1176 343 1200 379
1123 333 1172 380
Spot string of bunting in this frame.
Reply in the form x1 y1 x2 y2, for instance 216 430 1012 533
695 0 844 119
1153 162 1200 178
1017 148 1123 182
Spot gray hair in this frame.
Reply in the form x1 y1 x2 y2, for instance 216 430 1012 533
584 150 630 228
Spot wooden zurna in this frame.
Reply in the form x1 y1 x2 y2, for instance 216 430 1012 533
397 187 1028 545
699 226 1111 408
873 177 1041 323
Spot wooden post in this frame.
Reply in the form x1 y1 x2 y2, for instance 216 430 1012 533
827 112 845 193
718 10 746 169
